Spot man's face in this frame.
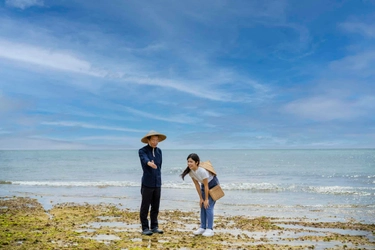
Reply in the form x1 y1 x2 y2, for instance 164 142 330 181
148 135 159 148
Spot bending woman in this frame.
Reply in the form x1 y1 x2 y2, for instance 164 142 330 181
180 153 220 237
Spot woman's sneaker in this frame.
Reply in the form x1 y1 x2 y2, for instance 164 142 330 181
202 229 214 237
193 228 205 235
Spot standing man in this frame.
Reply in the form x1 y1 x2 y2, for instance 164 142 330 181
138 130 167 235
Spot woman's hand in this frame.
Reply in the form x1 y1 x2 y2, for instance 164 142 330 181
203 199 209 209
199 198 204 207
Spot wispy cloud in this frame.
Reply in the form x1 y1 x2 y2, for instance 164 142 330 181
41 121 144 133
340 22 375 38
72 135 137 142
0 128 11 134
0 38 262 103
5 0 43 9
120 106 196 124
0 92 29 116
0 136 97 150
123 43 167 54
0 39 106 77
121 76 232 102
329 50 375 77
282 96 373 121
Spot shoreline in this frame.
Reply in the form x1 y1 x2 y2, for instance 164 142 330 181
1 196 374 249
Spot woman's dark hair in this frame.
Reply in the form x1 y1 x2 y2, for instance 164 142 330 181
180 153 200 180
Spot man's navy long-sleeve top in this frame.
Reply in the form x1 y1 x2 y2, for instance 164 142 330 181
138 144 162 188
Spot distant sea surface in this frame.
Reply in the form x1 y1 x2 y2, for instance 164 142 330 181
1 149 374 223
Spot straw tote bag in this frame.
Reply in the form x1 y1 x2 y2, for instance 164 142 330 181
209 185 225 201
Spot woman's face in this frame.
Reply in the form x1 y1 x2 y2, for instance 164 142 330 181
187 158 199 170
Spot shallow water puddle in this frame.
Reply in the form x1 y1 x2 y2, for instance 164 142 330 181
82 234 121 243
86 221 130 228
277 223 375 240
75 228 96 233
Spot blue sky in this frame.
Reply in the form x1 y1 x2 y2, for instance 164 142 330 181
0 0 374 150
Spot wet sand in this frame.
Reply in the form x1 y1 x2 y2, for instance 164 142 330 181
1 196 374 249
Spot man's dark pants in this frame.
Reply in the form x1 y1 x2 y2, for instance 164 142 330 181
140 185 161 230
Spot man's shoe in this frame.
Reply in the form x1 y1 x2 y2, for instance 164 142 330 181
202 229 214 237
151 227 164 234
142 229 153 235
193 228 206 235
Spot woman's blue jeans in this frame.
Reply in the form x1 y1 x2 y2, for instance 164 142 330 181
200 176 219 230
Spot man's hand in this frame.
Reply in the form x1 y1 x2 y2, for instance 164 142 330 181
148 160 157 169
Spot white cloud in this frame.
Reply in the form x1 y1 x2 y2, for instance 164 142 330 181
340 22 375 38
0 39 106 77
122 76 231 102
73 135 136 142
5 0 43 9
41 121 144 133
0 137 97 150
202 110 222 117
0 38 256 102
0 92 27 114
123 43 167 54
121 106 196 124
282 96 371 121
329 50 375 77
30 135 140 145
0 128 11 134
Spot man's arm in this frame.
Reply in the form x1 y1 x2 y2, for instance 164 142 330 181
139 148 157 169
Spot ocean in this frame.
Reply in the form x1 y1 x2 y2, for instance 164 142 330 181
1 149 374 224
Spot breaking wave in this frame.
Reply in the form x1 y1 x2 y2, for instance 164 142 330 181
2 180 374 196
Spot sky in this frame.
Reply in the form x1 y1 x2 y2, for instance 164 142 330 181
0 0 374 150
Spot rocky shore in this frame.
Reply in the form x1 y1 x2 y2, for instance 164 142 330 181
1 197 374 249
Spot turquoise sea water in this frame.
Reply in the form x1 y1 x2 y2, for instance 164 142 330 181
1 149 374 223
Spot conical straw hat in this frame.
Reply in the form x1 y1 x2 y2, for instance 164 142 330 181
141 130 167 143
199 160 217 176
